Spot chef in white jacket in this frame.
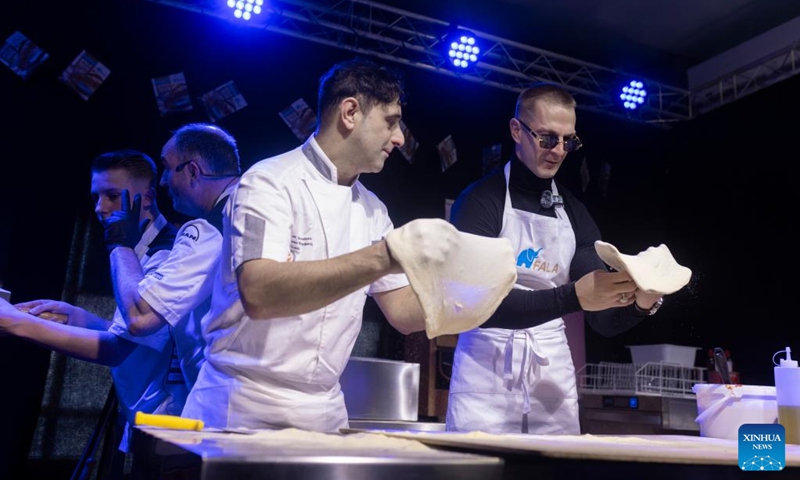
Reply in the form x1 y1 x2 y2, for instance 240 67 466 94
182 57 462 432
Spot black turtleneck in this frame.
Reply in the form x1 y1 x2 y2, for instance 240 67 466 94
450 156 648 336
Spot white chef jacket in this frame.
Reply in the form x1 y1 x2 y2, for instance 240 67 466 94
137 184 235 389
107 214 177 450
183 136 408 432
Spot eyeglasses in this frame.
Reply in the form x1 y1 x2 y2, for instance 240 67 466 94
515 118 583 153
174 161 193 173
167 159 239 178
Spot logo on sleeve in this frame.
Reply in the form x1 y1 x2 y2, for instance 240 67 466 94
181 224 200 242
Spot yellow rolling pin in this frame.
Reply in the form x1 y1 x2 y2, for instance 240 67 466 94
134 412 204 431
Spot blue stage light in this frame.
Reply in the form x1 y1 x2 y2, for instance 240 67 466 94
445 30 482 70
227 0 263 21
620 79 647 110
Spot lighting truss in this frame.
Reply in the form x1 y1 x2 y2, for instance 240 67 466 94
138 0 799 126
690 40 800 116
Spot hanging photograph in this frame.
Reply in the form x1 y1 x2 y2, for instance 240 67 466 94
397 120 419 164
278 97 317 141
437 134 458 172
152 72 193 116
0 31 49 80
59 50 110 101
200 81 247 123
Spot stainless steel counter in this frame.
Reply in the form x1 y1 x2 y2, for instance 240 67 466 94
342 429 800 480
348 419 446 432
130 426 501 480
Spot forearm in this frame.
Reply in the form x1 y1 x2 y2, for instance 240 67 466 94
239 241 396 319
110 247 163 336
5 312 131 366
374 285 425 335
14 300 110 330
76 313 115 331
480 283 582 329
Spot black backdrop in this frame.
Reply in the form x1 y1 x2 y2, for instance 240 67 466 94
1 0 798 477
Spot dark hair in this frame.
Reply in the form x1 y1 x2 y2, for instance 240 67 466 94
172 123 241 176
317 57 405 124
515 82 577 119
91 149 157 188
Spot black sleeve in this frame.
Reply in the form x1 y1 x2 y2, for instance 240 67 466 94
449 175 504 239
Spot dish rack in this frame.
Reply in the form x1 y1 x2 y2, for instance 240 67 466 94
577 362 706 399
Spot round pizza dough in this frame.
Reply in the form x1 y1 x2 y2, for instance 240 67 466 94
594 240 691 295
386 220 517 339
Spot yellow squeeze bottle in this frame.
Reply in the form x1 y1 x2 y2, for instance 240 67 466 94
134 411 204 431
775 346 800 444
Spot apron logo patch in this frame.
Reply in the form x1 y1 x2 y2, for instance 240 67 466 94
181 225 200 242
517 247 560 273
516 247 542 268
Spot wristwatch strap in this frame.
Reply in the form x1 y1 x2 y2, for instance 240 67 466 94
634 297 663 316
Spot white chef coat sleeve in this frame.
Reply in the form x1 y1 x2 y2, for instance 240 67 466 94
108 249 172 351
138 219 222 327
230 169 293 269
368 203 409 295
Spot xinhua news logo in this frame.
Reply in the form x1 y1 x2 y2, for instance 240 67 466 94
739 423 785 471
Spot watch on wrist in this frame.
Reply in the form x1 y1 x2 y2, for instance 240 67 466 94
634 297 663 316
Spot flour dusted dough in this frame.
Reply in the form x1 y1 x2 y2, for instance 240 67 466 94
386 220 517 339
594 240 691 295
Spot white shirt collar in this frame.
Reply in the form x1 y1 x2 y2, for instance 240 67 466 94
302 135 360 186
134 214 167 259
214 178 239 207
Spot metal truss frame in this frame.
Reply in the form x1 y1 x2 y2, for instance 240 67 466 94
690 41 800 116
139 0 798 127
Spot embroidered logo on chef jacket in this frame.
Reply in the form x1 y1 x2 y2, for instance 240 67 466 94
289 234 312 260
180 224 200 242
516 247 560 273
738 423 785 471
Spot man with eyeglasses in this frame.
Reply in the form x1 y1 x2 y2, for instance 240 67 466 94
2 149 181 478
105 122 241 410
4 123 241 475
445 82 665 435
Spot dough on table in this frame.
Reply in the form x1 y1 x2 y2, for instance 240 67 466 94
594 240 691 295
386 220 517 339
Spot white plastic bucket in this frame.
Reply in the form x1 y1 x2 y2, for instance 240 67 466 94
693 384 778 440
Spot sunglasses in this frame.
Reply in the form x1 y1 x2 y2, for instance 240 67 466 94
516 118 583 153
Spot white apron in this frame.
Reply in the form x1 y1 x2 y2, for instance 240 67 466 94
446 161 579 434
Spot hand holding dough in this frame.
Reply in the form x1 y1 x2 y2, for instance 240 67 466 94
386 219 517 339
594 240 691 295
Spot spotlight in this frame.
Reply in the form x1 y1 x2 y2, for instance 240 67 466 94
227 0 264 20
619 79 647 110
444 30 482 70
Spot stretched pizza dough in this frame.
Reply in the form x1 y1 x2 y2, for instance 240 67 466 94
594 240 691 295
386 219 517 339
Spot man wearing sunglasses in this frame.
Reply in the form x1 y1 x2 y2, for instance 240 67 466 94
445 82 665 435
